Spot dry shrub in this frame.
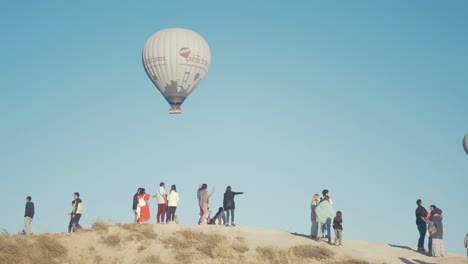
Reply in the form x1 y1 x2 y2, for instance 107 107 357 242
138 245 147 252
94 255 103 263
91 220 109 233
163 230 233 259
101 234 121 247
235 236 246 243
232 241 249 253
290 245 334 260
256 244 334 264
118 223 157 242
0 228 10 236
0 234 67 264
144 254 163 264
256 246 293 264
174 251 194 263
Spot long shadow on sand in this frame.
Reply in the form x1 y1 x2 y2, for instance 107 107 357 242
289 232 311 239
388 244 431 257
398 257 435 264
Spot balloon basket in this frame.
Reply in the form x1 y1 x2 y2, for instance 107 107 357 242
169 109 182 114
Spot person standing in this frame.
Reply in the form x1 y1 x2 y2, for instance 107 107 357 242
310 194 320 240
69 192 83 232
415 199 428 252
24 196 34 236
136 188 153 223
320 189 332 239
223 186 244 226
166 185 180 224
431 208 444 257
198 184 214 225
333 211 343 246
156 182 167 224
316 196 334 244
132 188 142 223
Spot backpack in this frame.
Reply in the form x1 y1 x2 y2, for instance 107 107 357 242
138 195 146 207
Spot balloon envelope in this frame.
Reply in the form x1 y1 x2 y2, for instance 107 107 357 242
463 134 468 155
142 28 211 114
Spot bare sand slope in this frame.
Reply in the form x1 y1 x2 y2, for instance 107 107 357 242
23 224 465 264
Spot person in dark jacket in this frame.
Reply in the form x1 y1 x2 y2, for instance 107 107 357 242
415 199 428 251
68 192 83 233
223 186 244 226
431 208 444 257
24 196 34 236
132 188 142 223
333 211 343 246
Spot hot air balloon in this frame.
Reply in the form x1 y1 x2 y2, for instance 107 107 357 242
142 28 211 114
463 134 468 155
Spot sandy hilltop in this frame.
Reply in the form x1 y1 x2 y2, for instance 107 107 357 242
0 223 465 264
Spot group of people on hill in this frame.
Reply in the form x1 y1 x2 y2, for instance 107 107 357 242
310 189 343 246
196 184 244 226
415 199 445 257
132 183 180 224
132 183 243 226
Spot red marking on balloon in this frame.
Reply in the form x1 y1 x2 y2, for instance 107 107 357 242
179 48 191 58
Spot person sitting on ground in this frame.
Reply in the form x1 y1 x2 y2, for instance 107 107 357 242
209 207 226 225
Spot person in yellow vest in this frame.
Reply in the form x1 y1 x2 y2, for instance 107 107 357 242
69 192 82 232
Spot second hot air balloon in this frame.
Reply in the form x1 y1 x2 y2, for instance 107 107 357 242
142 28 211 114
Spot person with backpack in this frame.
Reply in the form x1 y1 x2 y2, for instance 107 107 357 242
223 186 243 226
166 185 180 224
136 188 154 223
333 211 343 246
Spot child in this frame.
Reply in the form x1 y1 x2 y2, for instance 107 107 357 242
333 211 343 246
209 207 226 225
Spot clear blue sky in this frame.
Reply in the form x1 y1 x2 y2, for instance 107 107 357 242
1 0 467 256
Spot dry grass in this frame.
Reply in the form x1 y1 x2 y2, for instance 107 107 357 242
138 245 147 252
91 220 109 233
174 251 194 263
232 241 250 253
163 229 241 261
118 223 158 242
0 234 67 264
256 244 334 264
94 255 103 263
144 254 163 264
101 234 121 247
290 244 334 260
